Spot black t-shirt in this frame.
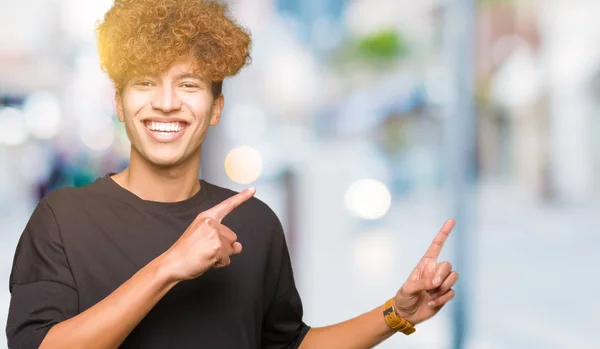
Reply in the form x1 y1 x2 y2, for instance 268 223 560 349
6 175 310 349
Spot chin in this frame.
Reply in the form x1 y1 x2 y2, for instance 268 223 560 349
146 154 187 168
131 142 200 169
145 147 200 169
149 158 182 168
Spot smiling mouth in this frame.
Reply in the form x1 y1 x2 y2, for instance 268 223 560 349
143 120 189 142
144 121 188 133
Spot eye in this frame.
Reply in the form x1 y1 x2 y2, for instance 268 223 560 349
180 83 200 89
134 80 154 87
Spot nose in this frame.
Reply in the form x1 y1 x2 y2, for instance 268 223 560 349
151 85 182 113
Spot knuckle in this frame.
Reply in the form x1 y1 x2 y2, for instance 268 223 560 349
208 240 222 254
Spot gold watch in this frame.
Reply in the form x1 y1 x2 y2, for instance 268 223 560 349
383 298 416 335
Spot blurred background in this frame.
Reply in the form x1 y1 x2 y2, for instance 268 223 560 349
1 0 598 348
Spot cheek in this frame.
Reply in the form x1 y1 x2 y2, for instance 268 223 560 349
182 94 212 117
123 92 150 119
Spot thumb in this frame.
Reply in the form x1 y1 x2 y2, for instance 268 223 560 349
232 241 243 254
401 278 435 295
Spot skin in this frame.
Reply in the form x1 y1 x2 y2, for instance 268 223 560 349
39 56 458 349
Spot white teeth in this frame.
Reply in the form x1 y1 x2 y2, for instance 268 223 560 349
145 121 185 133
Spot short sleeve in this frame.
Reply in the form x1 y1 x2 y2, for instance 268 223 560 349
261 222 310 349
6 200 79 349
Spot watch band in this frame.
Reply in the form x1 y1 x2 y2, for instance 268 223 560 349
383 298 416 335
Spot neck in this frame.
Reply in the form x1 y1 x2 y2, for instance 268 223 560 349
112 147 202 203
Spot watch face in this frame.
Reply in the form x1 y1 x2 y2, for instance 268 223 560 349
383 307 395 316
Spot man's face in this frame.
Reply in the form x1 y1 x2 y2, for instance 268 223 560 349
116 56 223 168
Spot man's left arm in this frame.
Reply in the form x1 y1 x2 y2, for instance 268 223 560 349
300 219 458 349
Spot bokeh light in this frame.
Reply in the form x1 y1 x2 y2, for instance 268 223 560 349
344 178 392 220
224 145 263 184
22 92 62 139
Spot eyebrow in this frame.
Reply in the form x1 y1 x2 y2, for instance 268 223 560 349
175 73 204 81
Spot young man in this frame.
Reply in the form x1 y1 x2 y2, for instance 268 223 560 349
6 1 459 348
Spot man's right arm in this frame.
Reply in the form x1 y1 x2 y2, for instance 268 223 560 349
39 255 178 349
38 187 254 349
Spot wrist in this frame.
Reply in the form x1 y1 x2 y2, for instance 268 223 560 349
383 298 416 335
393 306 418 326
151 252 184 285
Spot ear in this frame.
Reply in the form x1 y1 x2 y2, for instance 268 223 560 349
115 90 125 122
209 94 224 126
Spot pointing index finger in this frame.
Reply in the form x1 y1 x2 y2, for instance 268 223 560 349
206 187 256 222
423 219 455 260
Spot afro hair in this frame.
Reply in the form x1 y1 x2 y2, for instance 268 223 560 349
95 0 252 94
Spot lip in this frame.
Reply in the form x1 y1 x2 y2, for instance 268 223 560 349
141 119 189 143
141 116 190 123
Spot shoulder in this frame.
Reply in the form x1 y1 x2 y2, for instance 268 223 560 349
22 184 95 230
41 179 106 212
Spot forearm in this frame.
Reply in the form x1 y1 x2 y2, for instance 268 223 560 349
299 304 397 349
40 255 178 349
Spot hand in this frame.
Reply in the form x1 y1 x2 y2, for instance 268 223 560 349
393 219 459 325
159 187 256 282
